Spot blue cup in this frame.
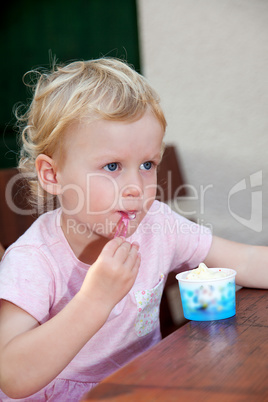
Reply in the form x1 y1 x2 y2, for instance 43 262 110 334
176 268 237 321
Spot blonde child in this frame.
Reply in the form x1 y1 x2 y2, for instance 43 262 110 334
0 58 267 401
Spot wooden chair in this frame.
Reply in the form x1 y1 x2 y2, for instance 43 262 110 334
0 242 5 260
0 168 37 249
156 144 187 202
157 145 188 337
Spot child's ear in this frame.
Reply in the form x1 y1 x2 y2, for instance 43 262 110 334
35 154 61 195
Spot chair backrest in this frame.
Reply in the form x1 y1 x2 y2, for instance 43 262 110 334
157 144 186 202
0 168 37 248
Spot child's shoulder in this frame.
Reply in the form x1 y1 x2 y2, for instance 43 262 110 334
145 200 186 223
139 200 211 241
1 208 64 278
7 208 61 250
147 200 173 216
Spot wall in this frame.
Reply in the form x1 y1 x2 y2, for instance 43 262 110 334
138 0 268 245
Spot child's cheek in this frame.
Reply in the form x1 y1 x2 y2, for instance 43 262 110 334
59 184 85 214
143 183 157 213
87 175 119 213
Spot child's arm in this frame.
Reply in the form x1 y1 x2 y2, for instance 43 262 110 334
0 237 140 398
204 235 268 288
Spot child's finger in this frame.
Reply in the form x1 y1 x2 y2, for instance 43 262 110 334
101 237 125 257
131 241 140 250
124 244 140 270
131 252 141 274
114 240 132 262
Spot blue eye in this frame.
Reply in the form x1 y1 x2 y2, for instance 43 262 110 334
140 161 152 170
104 163 118 172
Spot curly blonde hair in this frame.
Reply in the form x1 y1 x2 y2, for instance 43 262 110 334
16 58 167 212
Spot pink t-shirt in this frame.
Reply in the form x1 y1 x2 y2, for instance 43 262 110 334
0 201 212 401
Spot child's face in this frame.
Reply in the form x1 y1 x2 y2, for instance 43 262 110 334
56 110 164 242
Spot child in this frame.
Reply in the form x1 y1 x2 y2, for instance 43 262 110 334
0 58 267 401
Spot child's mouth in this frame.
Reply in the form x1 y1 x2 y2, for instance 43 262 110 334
120 211 136 220
114 211 137 238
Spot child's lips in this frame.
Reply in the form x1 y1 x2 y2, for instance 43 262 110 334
120 211 137 220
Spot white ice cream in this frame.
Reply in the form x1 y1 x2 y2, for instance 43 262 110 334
186 263 229 280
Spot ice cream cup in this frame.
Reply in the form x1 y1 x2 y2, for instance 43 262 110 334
176 268 237 321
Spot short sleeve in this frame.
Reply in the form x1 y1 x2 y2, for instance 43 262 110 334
168 208 213 271
0 245 55 324
139 201 213 273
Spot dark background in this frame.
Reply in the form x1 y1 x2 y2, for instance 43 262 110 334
0 0 140 168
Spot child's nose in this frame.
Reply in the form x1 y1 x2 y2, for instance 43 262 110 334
121 171 143 198
122 184 142 198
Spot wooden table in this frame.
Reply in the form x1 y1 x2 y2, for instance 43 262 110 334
82 288 268 401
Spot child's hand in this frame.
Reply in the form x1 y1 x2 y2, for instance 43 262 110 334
79 237 141 311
